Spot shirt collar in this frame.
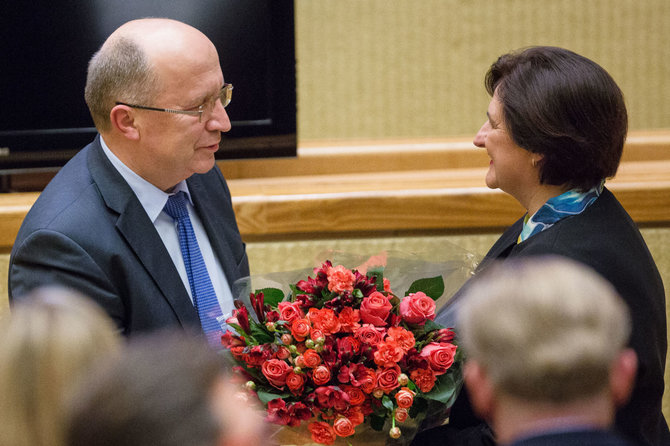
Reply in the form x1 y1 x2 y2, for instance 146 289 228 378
99 136 192 222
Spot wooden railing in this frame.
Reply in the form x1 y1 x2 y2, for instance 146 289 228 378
0 130 668 250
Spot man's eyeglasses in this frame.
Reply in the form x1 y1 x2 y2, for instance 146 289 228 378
115 83 233 123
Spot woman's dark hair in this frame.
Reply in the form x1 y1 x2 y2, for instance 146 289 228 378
485 46 627 191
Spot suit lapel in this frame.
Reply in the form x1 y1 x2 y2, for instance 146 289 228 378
187 173 240 286
87 138 199 326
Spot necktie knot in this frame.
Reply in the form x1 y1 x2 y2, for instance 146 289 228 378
164 192 189 221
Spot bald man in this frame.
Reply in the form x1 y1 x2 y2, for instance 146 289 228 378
9 19 249 340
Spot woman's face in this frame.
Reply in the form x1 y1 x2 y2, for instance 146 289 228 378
473 93 539 200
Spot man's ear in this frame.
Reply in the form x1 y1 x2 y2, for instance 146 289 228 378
109 105 140 140
464 361 496 421
610 348 638 407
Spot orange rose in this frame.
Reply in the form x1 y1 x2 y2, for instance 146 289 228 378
308 421 337 445
333 416 356 438
395 387 415 409
290 318 311 341
312 365 332 385
302 349 322 368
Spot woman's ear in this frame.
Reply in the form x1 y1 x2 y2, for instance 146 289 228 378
109 105 140 140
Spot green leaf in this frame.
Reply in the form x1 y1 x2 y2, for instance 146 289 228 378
250 323 274 344
424 363 463 406
257 389 291 404
406 276 445 300
257 287 285 307
381 395 395 412
423 319 444 332
367 266 385 291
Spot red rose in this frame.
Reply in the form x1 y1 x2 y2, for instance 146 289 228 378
286 370 306 395
376 364 401 392
341 384 366 405
333 416 356 438
309 421 337 445
395 387 415 409
354 324 385 345
360 291 392 326
399 291 436 325
290 318 311 341
410 367 437 392
312 365 332 385
262 359 292 389
278 301 304 323
420 342 458 375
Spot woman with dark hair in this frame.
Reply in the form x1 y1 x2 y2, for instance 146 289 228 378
420 46 669 446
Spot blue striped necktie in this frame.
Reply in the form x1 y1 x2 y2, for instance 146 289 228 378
164 192 222 346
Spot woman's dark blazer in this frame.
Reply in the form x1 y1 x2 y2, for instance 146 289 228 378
417 188 669 446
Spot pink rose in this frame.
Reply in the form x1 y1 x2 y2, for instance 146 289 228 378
420 342 458 375
278 301 304 323
359 291 392 326
399 292 436 325
262 359 292 388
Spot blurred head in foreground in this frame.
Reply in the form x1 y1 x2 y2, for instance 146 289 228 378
66 330 266 446
0 287 121 446
458 256 637 445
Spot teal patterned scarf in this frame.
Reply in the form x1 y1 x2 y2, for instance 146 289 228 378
518 184 603 243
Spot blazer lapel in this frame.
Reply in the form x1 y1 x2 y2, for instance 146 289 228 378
187 173 242 287
87 138 199 326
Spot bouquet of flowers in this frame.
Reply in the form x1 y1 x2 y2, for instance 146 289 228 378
221 257 466 445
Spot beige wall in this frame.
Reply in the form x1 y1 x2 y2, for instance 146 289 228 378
296 0 670 141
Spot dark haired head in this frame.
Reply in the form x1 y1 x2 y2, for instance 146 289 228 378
485 46 627 191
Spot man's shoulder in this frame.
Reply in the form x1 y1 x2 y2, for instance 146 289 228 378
17 141 108 235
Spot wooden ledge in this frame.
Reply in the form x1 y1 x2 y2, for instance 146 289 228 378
0 131 669 250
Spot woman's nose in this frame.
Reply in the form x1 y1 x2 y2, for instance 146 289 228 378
473 121 489 148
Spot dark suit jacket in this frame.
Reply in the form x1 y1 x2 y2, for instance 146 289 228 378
510 429 635 446
416 188 668 446
8 136 249 335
